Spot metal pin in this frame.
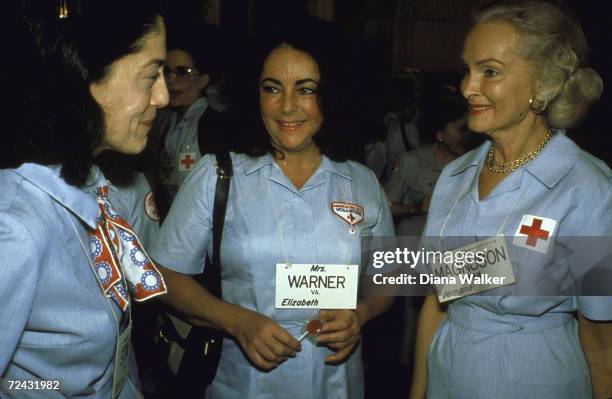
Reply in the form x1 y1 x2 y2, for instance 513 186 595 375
297 331 309 342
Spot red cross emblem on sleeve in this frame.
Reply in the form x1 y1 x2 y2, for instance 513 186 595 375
179 151 197 171
512 214 557 254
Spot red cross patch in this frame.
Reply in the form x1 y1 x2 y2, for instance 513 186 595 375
331 202 364 226
512 214 556 254
179 151 197 171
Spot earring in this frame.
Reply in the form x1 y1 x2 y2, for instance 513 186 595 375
529 96 548 114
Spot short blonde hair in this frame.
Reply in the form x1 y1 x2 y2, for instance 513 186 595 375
475 0 602 128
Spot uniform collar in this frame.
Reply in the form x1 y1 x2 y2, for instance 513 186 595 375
180 97 208 123
319 156 352 180
449 131 577 188
14 163 102 229
522 131 578 188
449 141 490 176
241 152 352 181
242 153 274 175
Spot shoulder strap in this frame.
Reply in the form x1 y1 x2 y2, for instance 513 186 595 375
208 151 232 297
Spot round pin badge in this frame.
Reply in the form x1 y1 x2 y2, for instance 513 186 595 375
144 192 160 221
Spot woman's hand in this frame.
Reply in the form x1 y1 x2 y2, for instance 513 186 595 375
156 265 300 371
230 308 301 371
317 309 362 363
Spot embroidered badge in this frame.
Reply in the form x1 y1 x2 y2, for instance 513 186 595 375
179 151 197 171
512 214 556 254
144 191 160 221
332 202 364 226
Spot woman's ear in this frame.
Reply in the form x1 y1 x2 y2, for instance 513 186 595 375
89 81 109 109
197 73 210 93
89 83 101 104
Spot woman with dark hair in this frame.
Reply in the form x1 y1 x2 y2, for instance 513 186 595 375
241 20 354 162
410 1 611 398
0 1 168 397
149 19 394 398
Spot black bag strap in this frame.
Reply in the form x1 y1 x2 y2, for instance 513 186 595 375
208 150 232 297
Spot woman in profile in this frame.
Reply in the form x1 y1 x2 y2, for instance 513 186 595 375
1 2 168 396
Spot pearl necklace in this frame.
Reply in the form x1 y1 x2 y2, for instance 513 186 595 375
486 130 552 174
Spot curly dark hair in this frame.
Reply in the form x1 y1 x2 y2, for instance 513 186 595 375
4 0 162 186
236 16 352 162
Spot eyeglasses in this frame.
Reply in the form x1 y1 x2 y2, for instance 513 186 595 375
163 65 200 80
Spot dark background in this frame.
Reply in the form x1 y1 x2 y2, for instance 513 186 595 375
23 0 611 164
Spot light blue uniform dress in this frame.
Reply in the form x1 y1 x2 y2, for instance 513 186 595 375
422 132 612 398
150 153 394 399
107 171 160 249
382 113 420 182
385 145 443 236
0 164 141 398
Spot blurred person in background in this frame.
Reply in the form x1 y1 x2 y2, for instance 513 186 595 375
385 90 472 237
146 23 226 219
381 71 423 183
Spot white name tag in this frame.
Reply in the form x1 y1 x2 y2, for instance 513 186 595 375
275 263 359 309
112 319 132 399
429 236 515 303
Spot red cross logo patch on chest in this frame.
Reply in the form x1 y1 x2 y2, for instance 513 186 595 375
179 151 197 171
512 214 557 254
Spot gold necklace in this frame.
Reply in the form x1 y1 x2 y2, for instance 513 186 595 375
487 130 552 174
